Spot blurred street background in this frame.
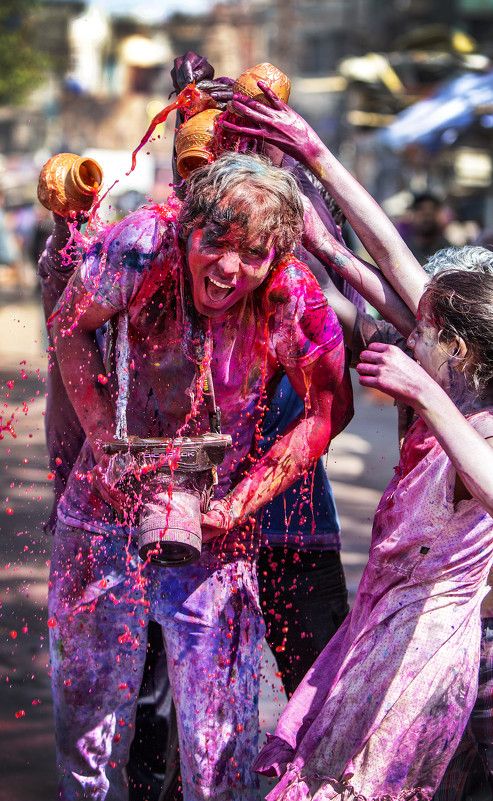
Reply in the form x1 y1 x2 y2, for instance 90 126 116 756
2 0 493 798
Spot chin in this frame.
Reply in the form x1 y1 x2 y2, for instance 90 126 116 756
195 290 239 318
194 299 227 318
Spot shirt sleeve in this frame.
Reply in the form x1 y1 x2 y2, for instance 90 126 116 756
79 207 170 312
268 258 344 370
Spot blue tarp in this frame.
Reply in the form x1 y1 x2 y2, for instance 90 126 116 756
378 70 493 150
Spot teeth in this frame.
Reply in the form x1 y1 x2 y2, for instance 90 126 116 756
209 277 231 289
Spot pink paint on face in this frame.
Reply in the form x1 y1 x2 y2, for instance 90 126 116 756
185 221 275 318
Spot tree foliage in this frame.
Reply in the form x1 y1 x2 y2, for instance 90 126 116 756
0 0 50 106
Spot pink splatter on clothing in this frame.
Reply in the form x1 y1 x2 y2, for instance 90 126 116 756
57 202 342 550
48 199 346 800
253 410 493 801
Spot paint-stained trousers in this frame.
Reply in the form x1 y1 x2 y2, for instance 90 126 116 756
48 525 265 801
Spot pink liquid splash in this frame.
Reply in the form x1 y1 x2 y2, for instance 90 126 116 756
127 83 220 176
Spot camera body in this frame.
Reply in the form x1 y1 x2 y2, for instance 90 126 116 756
103 434 232 566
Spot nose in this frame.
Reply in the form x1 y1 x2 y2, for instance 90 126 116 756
217 250 240 279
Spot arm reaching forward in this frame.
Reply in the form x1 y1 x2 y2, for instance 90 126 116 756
202 337 352 538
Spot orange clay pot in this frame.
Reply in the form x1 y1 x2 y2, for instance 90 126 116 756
233 62 291 105
37 153 103 217
175 108 223 180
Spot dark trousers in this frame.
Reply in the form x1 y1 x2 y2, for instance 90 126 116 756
257 547 349 698
433 618 493 801
128 621 181 801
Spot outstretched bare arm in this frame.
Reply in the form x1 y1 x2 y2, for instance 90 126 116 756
301 194 416 336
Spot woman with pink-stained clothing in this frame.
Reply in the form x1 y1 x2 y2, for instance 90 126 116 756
223 85 493 800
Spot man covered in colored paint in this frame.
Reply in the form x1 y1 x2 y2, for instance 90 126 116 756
48 152 352 801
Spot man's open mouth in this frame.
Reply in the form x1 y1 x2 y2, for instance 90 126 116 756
205 276 235 302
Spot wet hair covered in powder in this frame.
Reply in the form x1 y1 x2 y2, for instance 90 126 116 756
178 152 304 262
424 267 493 394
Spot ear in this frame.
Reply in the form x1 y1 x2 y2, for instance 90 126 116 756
444 334 468 362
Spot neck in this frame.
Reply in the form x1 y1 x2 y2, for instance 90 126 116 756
448 371 491 415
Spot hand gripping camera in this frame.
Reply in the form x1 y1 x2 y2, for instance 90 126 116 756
103 433 232 567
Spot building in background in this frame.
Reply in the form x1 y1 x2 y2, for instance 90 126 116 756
3 0 493 232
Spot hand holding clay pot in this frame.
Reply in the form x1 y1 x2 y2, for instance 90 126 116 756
171 51 215 93
222 81 323 168
233 62 291 106
38 153 103 217
171 50 233 110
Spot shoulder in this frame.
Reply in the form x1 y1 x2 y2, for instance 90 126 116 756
79 200 182 307
264 254 324 305
106 202 180 270
85 200 181 274
262 255 344 365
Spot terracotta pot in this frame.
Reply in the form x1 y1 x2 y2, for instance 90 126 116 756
175 109 223 179
37 153 103 216
233 62 291 105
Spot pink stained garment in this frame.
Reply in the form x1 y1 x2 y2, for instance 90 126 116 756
56 202 344 547
254 410 493 801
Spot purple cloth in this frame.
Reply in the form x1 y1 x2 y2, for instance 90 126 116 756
254 412 493 800
49 527 265 800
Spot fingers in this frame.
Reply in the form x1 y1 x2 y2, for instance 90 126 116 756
357 372 382 391
229 96 269 120
220 118 257 135
214 76 235 86
197 79 234 104
201 522 222 543
256 80 285 108
355 362 380 378
362 341 391 355
356 345 391 376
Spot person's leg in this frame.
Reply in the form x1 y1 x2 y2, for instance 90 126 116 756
258 546 349 697
432 619 493 801
469 617 493 792
128 621 177 801
432 725 478 801
49 526 149 801
149 553 265 801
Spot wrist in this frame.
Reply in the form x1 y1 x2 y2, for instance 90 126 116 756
408 370 445 415
302 136 329 174
220 492 248 529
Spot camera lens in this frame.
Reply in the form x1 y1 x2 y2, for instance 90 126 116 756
138 489 202 566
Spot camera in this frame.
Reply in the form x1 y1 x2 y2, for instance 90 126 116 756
103 434 232 566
